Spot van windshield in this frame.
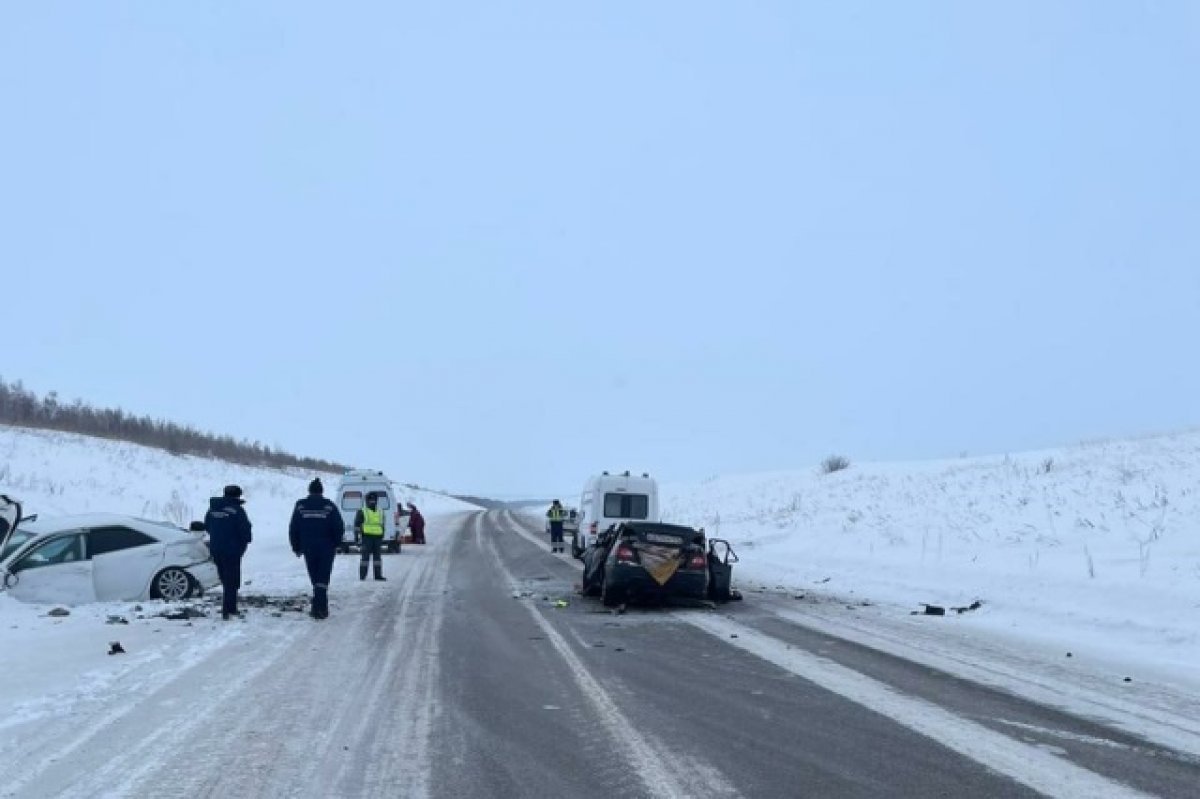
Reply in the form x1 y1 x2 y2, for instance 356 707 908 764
341 490 390 510
603 493 649 519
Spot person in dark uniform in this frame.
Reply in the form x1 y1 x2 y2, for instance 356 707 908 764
354 491 387 581
289 478 344 619
407 502 426 544
205 485 252 620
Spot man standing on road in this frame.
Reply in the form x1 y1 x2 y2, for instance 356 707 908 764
205 485 252 620
546 499 566 554
407 502 426 544
289 478 343 619
355 491 387 581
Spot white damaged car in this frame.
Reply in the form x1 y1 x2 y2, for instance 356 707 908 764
0 506 218 604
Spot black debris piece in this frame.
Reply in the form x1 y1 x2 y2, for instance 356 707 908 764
108 641 125 655
47 607 70 617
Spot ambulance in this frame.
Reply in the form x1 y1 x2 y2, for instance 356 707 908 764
334 470 407 553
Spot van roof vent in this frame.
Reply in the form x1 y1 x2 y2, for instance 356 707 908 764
642 473 649 478
602 471 609 475
623 470 630 477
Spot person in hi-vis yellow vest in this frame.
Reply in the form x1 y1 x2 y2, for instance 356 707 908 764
354 492 387 581
546 500 566 554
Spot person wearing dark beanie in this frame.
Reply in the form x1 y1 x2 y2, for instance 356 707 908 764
288 477 343 619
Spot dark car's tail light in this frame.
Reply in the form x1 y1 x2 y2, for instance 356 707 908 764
616 545 636 562
686 552 707 570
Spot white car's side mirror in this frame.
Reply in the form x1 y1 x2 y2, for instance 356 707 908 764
1 569 16 590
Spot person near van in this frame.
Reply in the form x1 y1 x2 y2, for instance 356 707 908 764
546 499 566 553
407 502 426 544
355 491 387 580
289 478 344 619
205 484 252 620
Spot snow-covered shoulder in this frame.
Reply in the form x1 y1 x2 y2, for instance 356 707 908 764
660 432 1200 688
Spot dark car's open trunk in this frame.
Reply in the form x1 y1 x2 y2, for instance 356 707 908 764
614 522 706 587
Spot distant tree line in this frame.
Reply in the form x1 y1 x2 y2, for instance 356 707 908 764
0 376 347 473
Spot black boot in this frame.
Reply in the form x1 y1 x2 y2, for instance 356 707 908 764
373 564 386 581
315 587 329 619
359 562 368 581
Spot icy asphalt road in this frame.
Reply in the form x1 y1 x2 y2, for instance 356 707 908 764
4 510 1199 798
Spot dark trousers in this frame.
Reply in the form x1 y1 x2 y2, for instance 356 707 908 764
305 546 335 588
212 552 242 615
360 535 383 578
550 522 564 547
411 525 425 544
360 535 383 564
304 545 335 616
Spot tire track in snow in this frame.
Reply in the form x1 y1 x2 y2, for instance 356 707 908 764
11 521 462 799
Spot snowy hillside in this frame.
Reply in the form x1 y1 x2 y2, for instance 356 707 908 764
0 424 477 535
661 432 1200 684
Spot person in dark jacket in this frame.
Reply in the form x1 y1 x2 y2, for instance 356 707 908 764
204 484 252 620
289 478 344 619
407 502 426 544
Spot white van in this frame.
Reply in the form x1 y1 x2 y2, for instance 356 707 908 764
573 471 659 559
334 470 408 553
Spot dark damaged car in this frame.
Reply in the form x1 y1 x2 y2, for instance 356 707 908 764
580 521 738 607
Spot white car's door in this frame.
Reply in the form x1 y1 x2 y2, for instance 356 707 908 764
88 526 165 601
6 533 94 605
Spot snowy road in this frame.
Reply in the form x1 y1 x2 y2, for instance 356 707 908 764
3 510 1199 798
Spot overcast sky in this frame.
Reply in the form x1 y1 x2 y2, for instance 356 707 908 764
3 2 1197 498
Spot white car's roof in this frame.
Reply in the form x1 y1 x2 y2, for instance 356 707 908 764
19 513 190 540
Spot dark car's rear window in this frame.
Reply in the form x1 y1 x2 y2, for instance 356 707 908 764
604 493 649 519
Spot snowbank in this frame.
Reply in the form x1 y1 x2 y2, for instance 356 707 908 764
661 432 1200 684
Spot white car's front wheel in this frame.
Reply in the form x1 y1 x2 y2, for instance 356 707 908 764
152 567 195 601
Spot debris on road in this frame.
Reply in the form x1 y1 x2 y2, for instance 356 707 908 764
108 641 125 655
912 599 983 616
47 607 70 617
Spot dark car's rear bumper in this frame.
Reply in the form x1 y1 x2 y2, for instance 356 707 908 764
608 562 707 599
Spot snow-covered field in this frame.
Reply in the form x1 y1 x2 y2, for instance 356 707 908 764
661 431 1200 689
5 422 1200 767
0 424 477 736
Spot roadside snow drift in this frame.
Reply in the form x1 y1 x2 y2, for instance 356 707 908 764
660 433 1200 686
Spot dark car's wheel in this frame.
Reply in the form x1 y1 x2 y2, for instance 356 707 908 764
581 564 602 597
152 567 194 601
601 571 622 607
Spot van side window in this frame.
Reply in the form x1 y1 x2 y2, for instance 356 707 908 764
603 493 649 520
341 491 363 511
